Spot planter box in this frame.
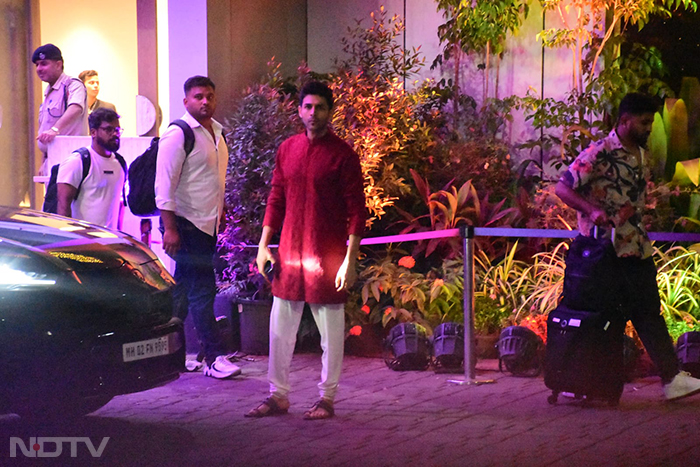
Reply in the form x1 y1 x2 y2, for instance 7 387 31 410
230 299 324 356
215 294 241 352
476 333 500 359
238 299 272 355
345 323 387 357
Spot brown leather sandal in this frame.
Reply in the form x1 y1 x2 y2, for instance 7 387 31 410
303 399 334 420
245 396 289 418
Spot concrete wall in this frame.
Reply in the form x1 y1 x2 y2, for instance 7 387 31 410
307 0 403 73
306 1 572 99
306 0 572 146
206 0 307 119
0 0 38 207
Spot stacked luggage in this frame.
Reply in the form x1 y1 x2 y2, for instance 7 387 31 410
544 228 626 406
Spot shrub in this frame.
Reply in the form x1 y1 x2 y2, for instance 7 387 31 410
218 62 302 300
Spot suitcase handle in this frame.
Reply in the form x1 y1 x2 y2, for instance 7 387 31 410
592 225 615 241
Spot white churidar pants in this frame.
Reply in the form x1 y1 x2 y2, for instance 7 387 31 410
268 297 345 401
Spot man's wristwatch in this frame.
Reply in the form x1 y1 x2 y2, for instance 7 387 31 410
50 126 60 134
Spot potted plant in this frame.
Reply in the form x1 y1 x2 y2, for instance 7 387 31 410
218 63 301 354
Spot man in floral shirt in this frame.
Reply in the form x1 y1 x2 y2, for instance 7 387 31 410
556 92 700 400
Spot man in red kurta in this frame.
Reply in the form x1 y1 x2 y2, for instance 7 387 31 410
247 81 366 420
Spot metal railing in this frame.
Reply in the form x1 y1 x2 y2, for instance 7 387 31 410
360 228 700 384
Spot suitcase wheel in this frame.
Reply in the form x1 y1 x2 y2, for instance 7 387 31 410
547 393 558 405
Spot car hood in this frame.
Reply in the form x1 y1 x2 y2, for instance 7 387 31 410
0 207 158 271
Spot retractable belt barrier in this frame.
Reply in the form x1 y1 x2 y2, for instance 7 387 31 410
359 227 700 384
243 228 700 384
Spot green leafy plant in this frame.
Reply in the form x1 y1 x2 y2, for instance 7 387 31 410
355 249 433 332
434 0 530 102
425 257 465 326
474 242 532 321
519 37 684 183
398 170 520 260
474 296 513 335
655 245 700 333
331 6 432 229
538 0 696 93
515 241 568 318
348 248 468 335
218 62 302 300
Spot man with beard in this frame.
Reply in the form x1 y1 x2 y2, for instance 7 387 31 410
56 107 125 230
155 76 241 380
556 92 700 400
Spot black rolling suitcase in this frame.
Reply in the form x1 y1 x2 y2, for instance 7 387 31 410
545 305 625 405
545 227 625 405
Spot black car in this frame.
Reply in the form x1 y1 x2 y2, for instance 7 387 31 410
0 207 184 419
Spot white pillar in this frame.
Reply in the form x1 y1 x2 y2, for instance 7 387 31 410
167 0 208 121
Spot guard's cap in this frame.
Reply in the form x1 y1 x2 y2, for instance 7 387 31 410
32 44 63 64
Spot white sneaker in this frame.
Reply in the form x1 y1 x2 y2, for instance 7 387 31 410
664 371 700 400
185 359 204 372
203 355 242 379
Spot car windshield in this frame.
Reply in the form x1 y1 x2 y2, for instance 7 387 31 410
0 208 159 267
0 212 120 247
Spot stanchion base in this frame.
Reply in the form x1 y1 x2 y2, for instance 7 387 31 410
447 378 496 386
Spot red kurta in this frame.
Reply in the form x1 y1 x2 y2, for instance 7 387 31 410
263 131 366 304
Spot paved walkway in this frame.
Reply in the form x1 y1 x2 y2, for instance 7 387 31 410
2 353 700 466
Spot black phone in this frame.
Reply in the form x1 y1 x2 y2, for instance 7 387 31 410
264 261 276 280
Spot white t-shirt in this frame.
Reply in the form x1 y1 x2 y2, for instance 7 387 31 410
57 147 124 229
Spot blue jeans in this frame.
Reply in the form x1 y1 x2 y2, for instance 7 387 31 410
170 216 225 364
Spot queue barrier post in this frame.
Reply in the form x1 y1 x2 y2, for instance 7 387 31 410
447 225 495 386
343 229 700 385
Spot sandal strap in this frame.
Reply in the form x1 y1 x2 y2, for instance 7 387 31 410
311 399 334 417
263 396 284 411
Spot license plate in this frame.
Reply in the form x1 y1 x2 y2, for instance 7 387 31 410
123 335 170 362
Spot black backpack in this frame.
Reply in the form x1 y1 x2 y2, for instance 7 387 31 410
127 120 194 217
43 147 127 214
561 228 620 312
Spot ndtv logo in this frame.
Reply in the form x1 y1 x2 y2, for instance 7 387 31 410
10 437 109 458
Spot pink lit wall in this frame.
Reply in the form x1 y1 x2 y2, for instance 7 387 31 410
164 0 207 124
306 0 574 148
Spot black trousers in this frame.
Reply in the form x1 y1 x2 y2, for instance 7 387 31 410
617 256 678 383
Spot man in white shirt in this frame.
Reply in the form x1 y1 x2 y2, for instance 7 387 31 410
155 75 241 379
56 108 125 230
32 44 88 171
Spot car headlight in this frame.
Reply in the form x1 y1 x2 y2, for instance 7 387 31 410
0 263 56 288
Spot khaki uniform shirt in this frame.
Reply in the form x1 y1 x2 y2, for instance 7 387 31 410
38 72 88 153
